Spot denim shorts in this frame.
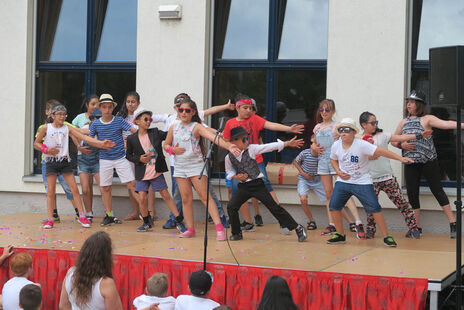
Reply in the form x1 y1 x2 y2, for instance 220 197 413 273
41 160 73 200
77 153 99 174
317 157 336 175
135 174 168 192
329 181 381 213
297 176 326 202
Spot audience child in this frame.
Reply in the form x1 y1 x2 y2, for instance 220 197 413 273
34 104 114 229
313 99 363 237
1 253 35 310
164 99 240 240
88 93 139 226
174 270 219 310
19 284 42 310
59 231 123 310
293 135 326 230
133 273 175 310
327 118 413 246
257 276 298 310
126 107 186 232
225 126 307 242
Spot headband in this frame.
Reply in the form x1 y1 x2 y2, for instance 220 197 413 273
236 99 253 107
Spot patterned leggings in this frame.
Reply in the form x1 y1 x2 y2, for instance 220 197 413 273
366 177 418 234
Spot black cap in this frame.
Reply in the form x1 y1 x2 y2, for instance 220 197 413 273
406 90 426 103
230 126 249 141
189 270 213 296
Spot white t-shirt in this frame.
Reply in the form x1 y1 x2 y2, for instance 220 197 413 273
330 138 377 185
174 295 220 310
1 277 34 310
369 132 394 182
133 294 176 310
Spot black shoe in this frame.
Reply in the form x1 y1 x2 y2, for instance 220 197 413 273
240 221 255 232
230 233 243 241
137 223 153 232
254 214 264 226
162 218 176 229
327 233 346 244
405 228 421 239
383 236 397 247
295 225 307 242
450 222 457 239
100 215 118 226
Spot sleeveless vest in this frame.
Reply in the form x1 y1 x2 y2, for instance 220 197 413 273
229 149 260 180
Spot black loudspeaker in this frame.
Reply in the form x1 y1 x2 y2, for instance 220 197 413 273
429 46 464 107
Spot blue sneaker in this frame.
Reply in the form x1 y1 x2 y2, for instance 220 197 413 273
162 218 176 229
220 215 230 228
176 222 187 233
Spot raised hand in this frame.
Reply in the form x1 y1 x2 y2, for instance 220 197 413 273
226 99 235 110
285 136 304 148
289 124 304 134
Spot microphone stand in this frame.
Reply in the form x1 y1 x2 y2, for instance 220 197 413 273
199 119 225 270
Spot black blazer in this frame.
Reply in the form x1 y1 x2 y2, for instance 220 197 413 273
126 128 168 181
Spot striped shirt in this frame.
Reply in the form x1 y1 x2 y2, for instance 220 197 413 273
89 116 132 160
295 149 319 177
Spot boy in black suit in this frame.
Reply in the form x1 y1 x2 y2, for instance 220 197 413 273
126 108 186 232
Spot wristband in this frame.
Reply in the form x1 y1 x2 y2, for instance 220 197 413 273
40 144 48 154
167 146 174 155
398 142 402 150
415 133 422 140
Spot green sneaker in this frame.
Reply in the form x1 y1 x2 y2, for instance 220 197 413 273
383 236 397 247
327 233 346 244
53 215 61 223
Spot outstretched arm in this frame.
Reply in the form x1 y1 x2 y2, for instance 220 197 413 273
203 100 235 117
426 114 464 130
196 124 240 156
68 126 115 150
263 121 304 134
373 146 414 164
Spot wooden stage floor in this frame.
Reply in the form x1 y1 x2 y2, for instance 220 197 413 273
0 213 461 282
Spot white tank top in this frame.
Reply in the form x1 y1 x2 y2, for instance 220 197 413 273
43 123 70 162
64 267 105 310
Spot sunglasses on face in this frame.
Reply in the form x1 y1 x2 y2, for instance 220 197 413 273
319 108 331 113
337 127 352 133
178 108 192 114
141 117 153 122
367 121 378 126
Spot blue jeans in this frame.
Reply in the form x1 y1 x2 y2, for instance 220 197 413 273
329 181 381 213
41 160 73 201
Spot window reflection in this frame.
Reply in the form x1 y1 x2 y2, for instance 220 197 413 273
39 0 87 61
413 0 464 60
95 71 136 109
95 0 137 61
278 0 328 59
215 0 269 59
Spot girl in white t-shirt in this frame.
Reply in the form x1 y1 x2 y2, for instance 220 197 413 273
359 112 431 239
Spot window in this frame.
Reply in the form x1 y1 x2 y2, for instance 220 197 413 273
213 0 328 173
411 0 464 185
35 0 137 172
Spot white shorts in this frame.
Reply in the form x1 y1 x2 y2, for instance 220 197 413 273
173 162 206 178
99 157 135 186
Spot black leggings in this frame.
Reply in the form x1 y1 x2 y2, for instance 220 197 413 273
404 160 449 209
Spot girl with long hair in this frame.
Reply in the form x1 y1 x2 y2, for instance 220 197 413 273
257 276 298 310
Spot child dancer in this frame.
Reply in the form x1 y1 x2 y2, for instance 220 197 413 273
327 118 413 246
293 135 326 230
313 99 364 237
72 95 101 222
34 104 115 229
163 99 240 241
360 111 431 239
126 107 186 233
89 93 139 226
223 95 304 233
226 126 307 241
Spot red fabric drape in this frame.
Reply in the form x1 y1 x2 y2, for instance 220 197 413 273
0 247 428 309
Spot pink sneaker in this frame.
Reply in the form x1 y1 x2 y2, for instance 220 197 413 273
43 220 54 229
179 229 195 238
216 230 226 241
78 216 91 228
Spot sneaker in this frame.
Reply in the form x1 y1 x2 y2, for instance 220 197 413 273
321 225 336 236
86 212 94 223
295 225 307 242
216 230 227 241
176 222 187 233
230 233 243 241
356 224 366 240
74 209 79 221
281 227 291 235
307 221 317 230
254 214 264 226
220 215 230 228
366 230 375 239
327 233 346 244
137 223 153 232
450 222 457 239
78 216 91 228
100 215 118 226
383 236 397 247
208 216 213 223
53 215 61 223
405 228 421 239
418 227 423 234
43 219 54 229
179 229 195 238
240 221 255 232
113 217 122 224
163 218 176 229
349 222 357 232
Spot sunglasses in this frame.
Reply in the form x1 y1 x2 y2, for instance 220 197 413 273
319 108 331 113
337 127 353 133
175 97 186 105
241 137 249 143
141 117 153 122
178 108 192 113
367 121 378 126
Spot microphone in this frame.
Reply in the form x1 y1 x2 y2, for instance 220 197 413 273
217 117 226 133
